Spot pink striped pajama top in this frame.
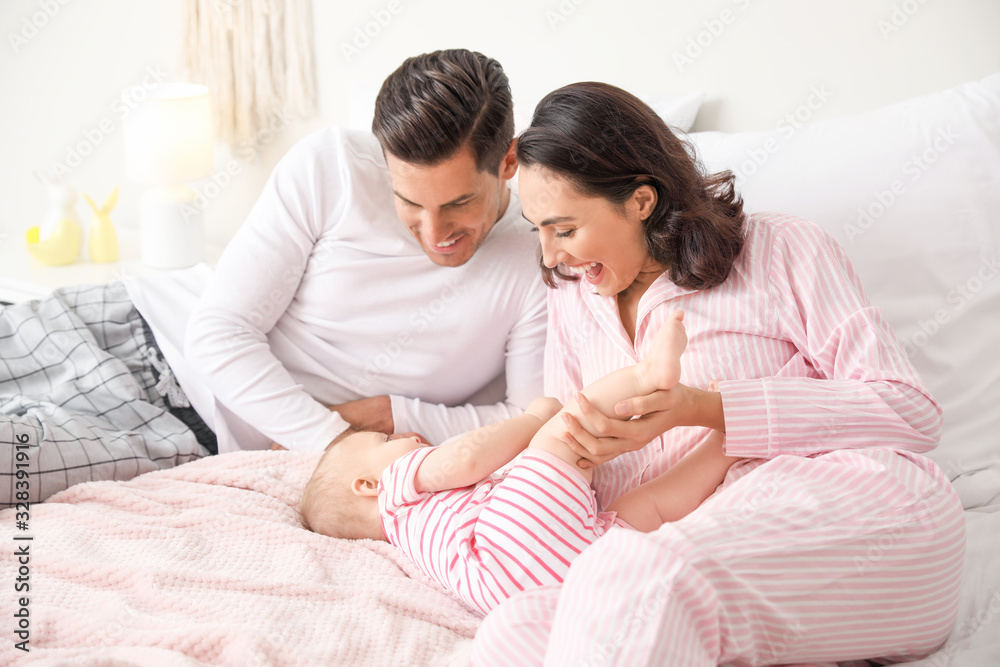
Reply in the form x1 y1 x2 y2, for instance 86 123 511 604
378 446 626 616
473 211 966 666
545 212 946 507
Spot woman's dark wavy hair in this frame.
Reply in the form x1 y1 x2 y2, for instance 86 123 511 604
372 49 514 174
516 82 745 290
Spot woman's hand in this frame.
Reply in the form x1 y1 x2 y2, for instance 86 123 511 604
561 383 725 467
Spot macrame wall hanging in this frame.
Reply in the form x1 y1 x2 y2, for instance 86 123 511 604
180 0 317 154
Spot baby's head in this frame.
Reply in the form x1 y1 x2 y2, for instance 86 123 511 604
300 429 426 540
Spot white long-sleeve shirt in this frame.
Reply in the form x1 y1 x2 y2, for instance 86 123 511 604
136 128 546 454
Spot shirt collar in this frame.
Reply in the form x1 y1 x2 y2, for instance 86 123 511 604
577 271 697 356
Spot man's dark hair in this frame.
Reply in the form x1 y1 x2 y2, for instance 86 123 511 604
372 49 514 174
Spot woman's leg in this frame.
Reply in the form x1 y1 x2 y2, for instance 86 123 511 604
474 449 965 666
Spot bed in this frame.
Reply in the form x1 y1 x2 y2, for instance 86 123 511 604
3 74 999 666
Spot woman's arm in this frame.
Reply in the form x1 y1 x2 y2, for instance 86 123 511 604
717 218 941 459
560 216 942 464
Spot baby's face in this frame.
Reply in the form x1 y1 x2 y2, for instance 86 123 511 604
345 431 429 479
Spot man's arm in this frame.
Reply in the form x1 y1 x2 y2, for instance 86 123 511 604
185 134 351 453
414 398 561 493
327 271 548 443
388 273 549 445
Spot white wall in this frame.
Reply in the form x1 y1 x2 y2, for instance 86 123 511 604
2 0 998 250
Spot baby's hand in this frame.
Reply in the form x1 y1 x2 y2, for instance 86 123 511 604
526 397 563 423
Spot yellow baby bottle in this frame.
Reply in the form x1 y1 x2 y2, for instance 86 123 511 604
25 173 83 266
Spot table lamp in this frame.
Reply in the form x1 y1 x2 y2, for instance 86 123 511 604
123 83 213 269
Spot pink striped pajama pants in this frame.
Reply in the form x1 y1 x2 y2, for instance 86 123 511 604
472 448 965 666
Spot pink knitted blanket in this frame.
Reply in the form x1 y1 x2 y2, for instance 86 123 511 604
1 451 479 665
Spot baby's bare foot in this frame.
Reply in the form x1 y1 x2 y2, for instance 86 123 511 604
640 310 687 391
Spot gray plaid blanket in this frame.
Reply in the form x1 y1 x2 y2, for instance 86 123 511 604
1 282 209 506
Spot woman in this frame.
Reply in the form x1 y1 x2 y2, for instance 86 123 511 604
472 82 965 666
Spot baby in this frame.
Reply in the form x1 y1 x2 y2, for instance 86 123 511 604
300 311 734 615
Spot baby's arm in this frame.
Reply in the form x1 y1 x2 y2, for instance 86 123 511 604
414 397 562 493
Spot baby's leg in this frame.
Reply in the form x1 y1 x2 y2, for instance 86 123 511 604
526 312 688 480
607 429 731 532
528 421 594 483
525 363 655 483
634 309 687 392
558 309 686 429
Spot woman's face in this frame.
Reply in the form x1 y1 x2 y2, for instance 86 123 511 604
518 165 662 297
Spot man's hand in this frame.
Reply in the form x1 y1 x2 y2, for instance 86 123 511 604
270 399 406 452
328 395 394 434
560 384 724 468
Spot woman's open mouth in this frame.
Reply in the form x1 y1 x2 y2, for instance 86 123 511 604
566 261 605 285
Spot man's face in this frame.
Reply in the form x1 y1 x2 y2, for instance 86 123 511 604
385 144 515 267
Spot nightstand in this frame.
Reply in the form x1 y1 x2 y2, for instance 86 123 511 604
0 226 224 304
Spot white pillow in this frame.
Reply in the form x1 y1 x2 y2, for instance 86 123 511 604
687 74 1000 507
641 90 705 133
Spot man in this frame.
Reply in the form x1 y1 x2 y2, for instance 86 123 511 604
1 49 546 505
